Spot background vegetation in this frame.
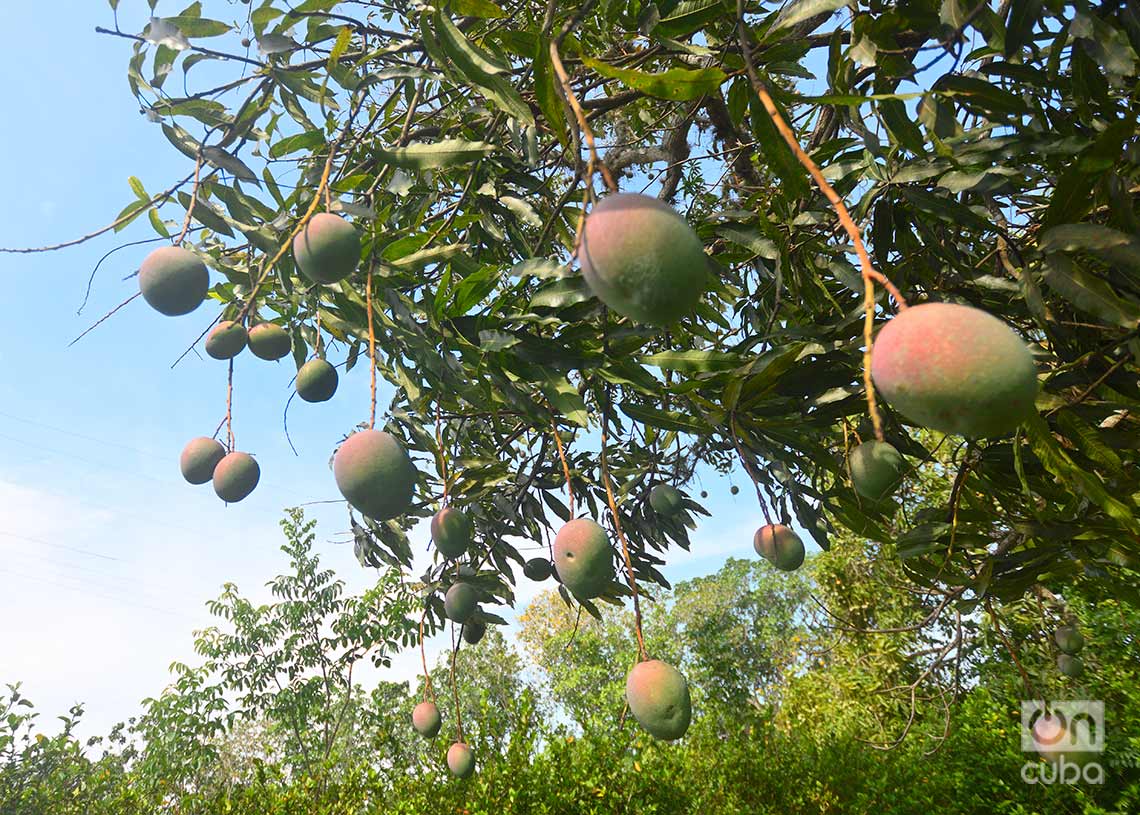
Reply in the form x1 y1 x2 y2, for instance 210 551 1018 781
5 0 1140 811
2 503 1138 814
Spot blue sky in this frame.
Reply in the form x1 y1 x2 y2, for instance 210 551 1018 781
0 2 806 739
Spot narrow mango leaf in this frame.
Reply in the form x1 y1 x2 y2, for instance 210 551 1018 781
510 258 569 279
168 16 229 38
1041 253 1140 328
770 0 846 34
1025 414 1140 535
640 350 743 372
372 140 496 170
620 403 709 434
533 38 569 148
268 129 325 159
201 146 259 184
389 243 470 270
581 56 726 101
434 12 509 76
654 0 723 39
1040 223 1140 273
541 377 589 427
452 0 507 16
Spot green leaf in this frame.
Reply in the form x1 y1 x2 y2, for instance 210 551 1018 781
530 277 591 309
620 403 710 434
451 0 507 16
163 15 230 38
433 12 509 76
201 147 258 185
148 208 171 238
1040 223 1140 274
1055 411 1124 475
879 98 926 155
1025 414 1140 535
770 0 846 34
1005 0 1044 56
162 122 202 160
533 38 569 149
268 130 326 159
581 56 726 101
510 258 569 279
371 140 497 170
1041 253 1140 328
748 90 809 200
541 377 589 427
327 25 352 69
654 0 724 39
128 176 149 201
640 350 743 373
389 244 470 270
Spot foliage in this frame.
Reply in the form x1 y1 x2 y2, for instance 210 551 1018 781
4 529 1140 814
25 0 1137 635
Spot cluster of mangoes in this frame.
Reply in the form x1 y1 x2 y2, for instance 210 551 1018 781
137 187 1042 776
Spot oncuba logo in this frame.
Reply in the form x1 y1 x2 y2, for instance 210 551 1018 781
1020 700 1105 785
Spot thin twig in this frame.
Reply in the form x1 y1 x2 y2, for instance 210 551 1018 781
550 416 576 517
174 156 204 245
366 266 377 430
1 172 195 254
736 4 906 442
600 383 647 662
67 292 141 347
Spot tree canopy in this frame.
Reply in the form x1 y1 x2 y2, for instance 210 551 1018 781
9 0 1140 668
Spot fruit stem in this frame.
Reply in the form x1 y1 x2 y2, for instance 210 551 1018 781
729 412 775 527
449 622 464 742
736 6 905 442
67 292 142 348
550 415 576 518
600 385 648 663
419 606 435 703
366 266 377 431
173 155 203 246
237 93 365 324
435 402 450 503
225 359 235 452
549 22 620 205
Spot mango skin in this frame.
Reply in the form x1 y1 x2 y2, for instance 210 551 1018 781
412 701 441 738
871 302 1038 438
753 524 805 571
431 507 474 559
462 620 486 645
213 451 260 503
180 436 225 485
1032 713 1098 769
553 518 615 599
444 583 477 623
292 213 360 284
205 321 248 360
333 429 416 521
523 557 552 582
139 246 209 316
849 441 904 500
1055 626 1085 655
649 484 684 517
579 193 707 325
247 322 292 360
626 659 692 741
296 359 339 403
447 742 475 778
1057 654 1085 678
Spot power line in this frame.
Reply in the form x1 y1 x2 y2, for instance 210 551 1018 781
0 530 121 562
0 566 189 619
